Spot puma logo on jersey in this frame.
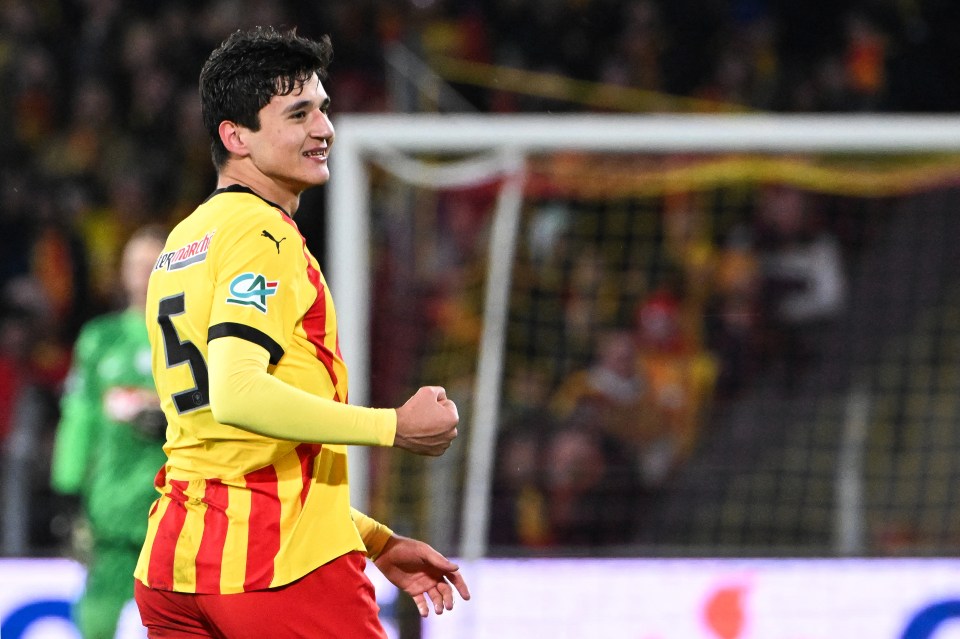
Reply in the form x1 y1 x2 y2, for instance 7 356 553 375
261 230 286 253
226 272 278 313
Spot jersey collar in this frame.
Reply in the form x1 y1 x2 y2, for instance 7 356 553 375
204 184 291 217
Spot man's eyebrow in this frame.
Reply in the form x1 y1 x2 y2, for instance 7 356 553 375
283 99 315 114
282 97 331 114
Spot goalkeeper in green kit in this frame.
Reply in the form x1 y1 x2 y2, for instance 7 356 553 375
51 225 169 639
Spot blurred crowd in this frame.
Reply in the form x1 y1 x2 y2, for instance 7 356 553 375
475 182 854 549
1 0 958 554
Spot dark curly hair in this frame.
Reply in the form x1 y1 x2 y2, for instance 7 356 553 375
199 26 333 169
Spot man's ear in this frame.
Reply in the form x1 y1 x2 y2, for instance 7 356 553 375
219 121 250 158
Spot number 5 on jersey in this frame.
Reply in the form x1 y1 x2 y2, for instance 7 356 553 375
158 293 210 413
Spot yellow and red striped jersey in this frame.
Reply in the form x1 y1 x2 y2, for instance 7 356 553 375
135 185 369 594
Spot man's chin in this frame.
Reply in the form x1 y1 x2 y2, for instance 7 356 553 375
290 173 330 192
307 170 331 186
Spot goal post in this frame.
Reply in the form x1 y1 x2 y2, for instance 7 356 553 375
328 114 960 560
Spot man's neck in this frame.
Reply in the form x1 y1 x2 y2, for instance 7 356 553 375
217 163 301 215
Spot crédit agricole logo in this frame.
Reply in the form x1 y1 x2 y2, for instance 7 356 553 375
226 272 278 313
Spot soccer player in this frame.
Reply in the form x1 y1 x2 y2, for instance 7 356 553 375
133 27 469 638
51 225 170 639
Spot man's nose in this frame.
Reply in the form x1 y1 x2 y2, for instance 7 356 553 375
312 112 335 141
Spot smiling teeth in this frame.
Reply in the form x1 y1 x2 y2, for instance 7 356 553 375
304 150 326 157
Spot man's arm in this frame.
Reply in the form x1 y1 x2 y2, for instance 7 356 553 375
51 326 101 494
351 507 394 559
207 335 395 445
207 336 459 453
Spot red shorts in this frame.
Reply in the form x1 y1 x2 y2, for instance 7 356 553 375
134 551 386 639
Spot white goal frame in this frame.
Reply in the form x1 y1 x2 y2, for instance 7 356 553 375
326 113 960 560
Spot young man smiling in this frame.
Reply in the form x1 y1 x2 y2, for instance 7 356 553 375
133 27 469 638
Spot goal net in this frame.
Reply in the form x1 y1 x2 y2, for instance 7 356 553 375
327 114 960 560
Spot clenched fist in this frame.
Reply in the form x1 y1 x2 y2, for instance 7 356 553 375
393 386 459 456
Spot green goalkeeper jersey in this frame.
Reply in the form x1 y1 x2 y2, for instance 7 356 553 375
51 308 168 546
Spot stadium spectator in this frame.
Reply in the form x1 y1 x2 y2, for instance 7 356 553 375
495 392 645 548
550 329 660 485
542 415 639 547
489 416 554 549
555 241 631 378
753 185 847 390
488 365 556 549
634 285 718 477
843 10 888 109
704 228 766 400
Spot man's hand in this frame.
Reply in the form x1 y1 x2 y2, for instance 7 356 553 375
393 386 459 456
373 534 470 617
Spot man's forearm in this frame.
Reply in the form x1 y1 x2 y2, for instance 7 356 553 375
207 335 396 445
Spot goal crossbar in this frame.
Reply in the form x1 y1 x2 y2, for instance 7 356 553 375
329 113 960 153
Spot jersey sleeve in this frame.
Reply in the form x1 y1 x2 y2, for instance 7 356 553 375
207 335 396 445
351 507 394 559
51 322 103 494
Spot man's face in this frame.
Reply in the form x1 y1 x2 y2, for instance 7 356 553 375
241 73 334 192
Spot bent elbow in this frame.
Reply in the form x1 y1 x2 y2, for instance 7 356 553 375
209 378 244 426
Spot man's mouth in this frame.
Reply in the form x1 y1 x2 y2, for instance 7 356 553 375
303 148 327 159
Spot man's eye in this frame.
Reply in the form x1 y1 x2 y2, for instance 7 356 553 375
292 111 306 119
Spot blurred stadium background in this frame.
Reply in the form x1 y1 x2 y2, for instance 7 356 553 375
4 1 960 637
